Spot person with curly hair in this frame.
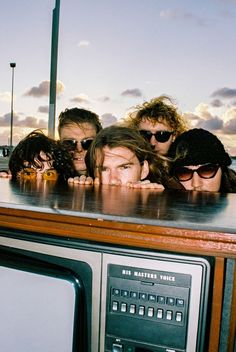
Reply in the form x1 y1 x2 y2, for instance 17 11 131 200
123 95 188 156
58 107 102 176
9 130 75 183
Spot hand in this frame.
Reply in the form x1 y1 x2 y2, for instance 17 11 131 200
68 175 94 185
126 180 164 189
0 171 12 178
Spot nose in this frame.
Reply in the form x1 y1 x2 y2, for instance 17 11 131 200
191 171 203 190
150 134 157 146
75 141 83 152
109 170 121 186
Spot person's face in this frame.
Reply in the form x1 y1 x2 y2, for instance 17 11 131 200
60 122 97 175
19 151 58 181
139 118 175 155
175 164 222 192
95 146 149 186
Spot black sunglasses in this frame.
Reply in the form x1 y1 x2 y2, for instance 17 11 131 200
61 138 93 151
173 164 220 182
140 130 174 143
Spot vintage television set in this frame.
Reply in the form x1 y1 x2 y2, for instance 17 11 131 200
0 228 212 352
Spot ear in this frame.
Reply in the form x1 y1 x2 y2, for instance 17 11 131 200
140 160 149 180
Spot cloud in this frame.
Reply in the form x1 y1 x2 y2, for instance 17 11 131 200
223 118 236 134
183 103 224 131
101 113 118 128
210 99 224 108
0 92 11 103
24 80 64 98
160 8 208 26
211 87 236 99
121 88 142 98
97 96 110 102
0 129 13 145
78 40 91 47
223 107 236 120
196 116 224 130
183 112 201 123
70 93 90 104
0 112 47 129
0 113 14 126
38 105 49 113
195 103 213 119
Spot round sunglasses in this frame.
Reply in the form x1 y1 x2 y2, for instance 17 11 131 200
173 164 220 182
61 138 93 151
140 130 174 143
19 168 58 181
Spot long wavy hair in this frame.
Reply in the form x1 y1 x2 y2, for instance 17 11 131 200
9 130 75 182
85 125 183 189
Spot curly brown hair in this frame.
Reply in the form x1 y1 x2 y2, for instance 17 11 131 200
9 130 75 182
124 95 188 135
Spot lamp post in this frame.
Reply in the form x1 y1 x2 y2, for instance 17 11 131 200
9 62 16 149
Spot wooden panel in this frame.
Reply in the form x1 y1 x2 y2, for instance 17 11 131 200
208 257 225 351
0 207 236 258
228 261 236 352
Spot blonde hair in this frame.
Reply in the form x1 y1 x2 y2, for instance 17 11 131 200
123 95 188 135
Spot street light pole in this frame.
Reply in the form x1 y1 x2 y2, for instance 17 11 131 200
9 62 16 149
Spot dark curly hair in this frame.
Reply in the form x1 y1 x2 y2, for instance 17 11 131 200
9 130 75 182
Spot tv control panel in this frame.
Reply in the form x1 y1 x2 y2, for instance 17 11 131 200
101 253 210 352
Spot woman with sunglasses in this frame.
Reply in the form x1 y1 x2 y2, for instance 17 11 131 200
58 107 102 178
9 130 75 182
168 128 236 193
123 95 188 156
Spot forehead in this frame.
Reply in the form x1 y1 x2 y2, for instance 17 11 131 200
98 146 139 165
60 122 97 139
139 117 171 130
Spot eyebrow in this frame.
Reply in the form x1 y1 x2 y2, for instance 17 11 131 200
97 161 136 169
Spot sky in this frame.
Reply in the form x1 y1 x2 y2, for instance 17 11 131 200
1 0 236 154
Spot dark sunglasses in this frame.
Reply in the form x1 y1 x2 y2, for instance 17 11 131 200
61 138 93 151
173 164 220 182
140 130 174 143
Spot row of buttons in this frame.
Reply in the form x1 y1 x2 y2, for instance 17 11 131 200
112 288 184 307
111 300 183 322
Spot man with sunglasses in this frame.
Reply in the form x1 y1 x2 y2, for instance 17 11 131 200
169 128 236 193
123 95 188 156
58 108 102 177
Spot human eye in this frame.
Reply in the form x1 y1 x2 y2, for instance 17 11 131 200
120 164 132 170
96 166 109 173
43 169 58 180
20 168 37 180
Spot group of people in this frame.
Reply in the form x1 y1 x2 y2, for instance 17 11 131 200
2 95 236 193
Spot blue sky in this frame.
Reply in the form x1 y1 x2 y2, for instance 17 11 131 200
1 0 236 154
